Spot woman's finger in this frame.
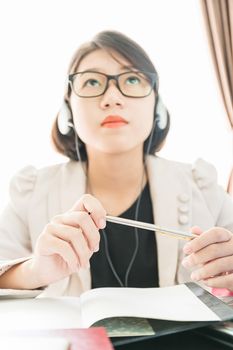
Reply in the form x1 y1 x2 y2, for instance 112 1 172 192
52 211 100 252
204 274 233 290
50 223 92 268
202 270 233 291
189 255 233 282
190 226 203 235
182 238 233 268
183 227 232 255
71 194 106 229
36 233 79 272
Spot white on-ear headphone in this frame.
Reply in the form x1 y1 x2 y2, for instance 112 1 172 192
57 101 74 135
155 96 168 130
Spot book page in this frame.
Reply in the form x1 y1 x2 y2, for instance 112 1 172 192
0 288 42 299
80 284 220 327
0 297 82 330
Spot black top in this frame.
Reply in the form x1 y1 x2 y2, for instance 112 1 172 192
90 183 159 288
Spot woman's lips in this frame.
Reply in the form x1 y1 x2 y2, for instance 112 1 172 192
101 115 128 128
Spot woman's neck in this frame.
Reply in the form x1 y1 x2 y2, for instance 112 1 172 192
86 147 147 215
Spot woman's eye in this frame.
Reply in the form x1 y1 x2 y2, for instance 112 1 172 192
126 76 140 85
85 79 100 87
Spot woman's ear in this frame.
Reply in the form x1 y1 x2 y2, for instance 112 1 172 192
57 101 74 135
155 95 168 130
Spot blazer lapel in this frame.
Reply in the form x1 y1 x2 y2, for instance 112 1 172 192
60 161 87 213
147 156 192 287
47 161 87 219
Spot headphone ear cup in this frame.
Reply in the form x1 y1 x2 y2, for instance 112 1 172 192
155 96 168 130
57 101 74 135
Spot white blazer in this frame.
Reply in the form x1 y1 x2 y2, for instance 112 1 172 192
0 156 232 296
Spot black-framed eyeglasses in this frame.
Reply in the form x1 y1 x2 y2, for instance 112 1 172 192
68 70 158 98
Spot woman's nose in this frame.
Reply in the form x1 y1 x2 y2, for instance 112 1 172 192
99 81 124 109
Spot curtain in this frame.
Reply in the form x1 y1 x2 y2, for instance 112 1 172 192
200 0 233 194
228 168 233 195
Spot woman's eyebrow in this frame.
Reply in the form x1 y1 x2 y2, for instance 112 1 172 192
80 65 135 73
121 65 134 70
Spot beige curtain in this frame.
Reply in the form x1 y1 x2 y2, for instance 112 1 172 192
228 168 233 195
200 0 233 194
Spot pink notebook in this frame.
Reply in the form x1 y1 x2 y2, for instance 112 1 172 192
0 328 114 350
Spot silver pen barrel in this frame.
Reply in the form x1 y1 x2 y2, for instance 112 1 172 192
106 215 197 240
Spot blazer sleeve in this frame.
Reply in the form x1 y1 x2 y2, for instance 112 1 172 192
192 158 233 231
0 166 37 275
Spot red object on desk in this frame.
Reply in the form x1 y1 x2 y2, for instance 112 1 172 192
211 288 233 297
0 327 114 350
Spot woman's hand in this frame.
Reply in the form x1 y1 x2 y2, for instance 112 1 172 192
182 227 233 291
29 194 106 287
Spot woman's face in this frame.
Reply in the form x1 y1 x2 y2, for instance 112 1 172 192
70 49 156 156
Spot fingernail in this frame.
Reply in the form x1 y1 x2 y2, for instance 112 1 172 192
93 245 99 252
182 257 191 268
191 272 200 281
183 243 192 254
99 218 106 229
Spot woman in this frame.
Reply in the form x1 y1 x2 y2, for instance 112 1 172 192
0 31 232 296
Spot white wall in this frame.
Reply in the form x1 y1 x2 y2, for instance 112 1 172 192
0 0 232 211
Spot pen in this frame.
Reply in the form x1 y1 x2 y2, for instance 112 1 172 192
106 215 198 240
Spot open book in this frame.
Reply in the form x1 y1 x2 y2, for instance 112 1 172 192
0 283 233 337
